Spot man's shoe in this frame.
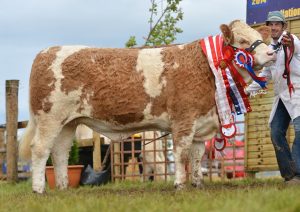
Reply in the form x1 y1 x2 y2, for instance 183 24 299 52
285 176 300 186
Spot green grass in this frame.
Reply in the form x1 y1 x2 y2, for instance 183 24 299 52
0 179 300 212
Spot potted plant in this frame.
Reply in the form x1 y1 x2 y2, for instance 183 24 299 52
46 139 84 189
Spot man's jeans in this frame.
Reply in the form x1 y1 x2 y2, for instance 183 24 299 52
270 99 300 180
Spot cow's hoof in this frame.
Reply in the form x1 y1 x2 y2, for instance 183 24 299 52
174 183 186 190
191 182 204 189
33 190 46 194
57 184 68 190
32 186 46 194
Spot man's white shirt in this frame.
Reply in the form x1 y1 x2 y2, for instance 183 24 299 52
246 33 300 123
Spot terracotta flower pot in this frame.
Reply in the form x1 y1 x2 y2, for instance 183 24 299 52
45 165 84 189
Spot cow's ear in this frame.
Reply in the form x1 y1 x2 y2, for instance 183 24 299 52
220 24 234 45
256 26 271 45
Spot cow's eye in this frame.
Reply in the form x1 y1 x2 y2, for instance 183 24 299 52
239 39 250 45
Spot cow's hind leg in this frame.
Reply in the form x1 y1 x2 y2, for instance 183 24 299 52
190 142 205 188
51 123 76 189
31 124 62 193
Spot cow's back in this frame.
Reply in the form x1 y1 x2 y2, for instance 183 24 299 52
29 43 216 134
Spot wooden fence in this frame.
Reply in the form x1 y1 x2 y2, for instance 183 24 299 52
110 128 246 182
245 83 294 173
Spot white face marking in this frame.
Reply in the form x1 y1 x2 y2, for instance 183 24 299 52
231 21 262 47
136 48 165 98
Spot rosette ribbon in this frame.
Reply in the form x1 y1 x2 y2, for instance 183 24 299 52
234 49 267 88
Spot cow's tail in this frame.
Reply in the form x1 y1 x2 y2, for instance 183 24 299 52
19 113 36 161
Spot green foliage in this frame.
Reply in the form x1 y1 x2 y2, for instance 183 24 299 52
46 139 79 166
46 155 52 166
125 36 137 48
125 0 183 47
68 139 79 165
145 0 183 46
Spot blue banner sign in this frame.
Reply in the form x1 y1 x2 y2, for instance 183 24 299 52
247 0 300 25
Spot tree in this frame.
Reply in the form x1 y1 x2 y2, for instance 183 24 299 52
125 0 183 48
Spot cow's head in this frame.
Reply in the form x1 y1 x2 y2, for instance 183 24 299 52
220 20 275 83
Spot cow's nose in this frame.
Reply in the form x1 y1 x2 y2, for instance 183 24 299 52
267 51 274 56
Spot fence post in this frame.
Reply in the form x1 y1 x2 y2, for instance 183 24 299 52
6 80 19 182
93 131 101 172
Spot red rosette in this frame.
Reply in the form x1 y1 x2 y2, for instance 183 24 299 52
222 45 235 61
214 137 227 151
234 49 254 68
220 123 236 138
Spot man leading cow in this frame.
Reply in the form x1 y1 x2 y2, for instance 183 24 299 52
246 11 300 184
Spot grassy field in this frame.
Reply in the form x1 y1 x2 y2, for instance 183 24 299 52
0 178 299 212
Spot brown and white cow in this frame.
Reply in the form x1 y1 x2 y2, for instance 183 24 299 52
20 20 274 193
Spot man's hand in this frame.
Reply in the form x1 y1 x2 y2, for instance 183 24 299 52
244 88 250 97
282 34 292 47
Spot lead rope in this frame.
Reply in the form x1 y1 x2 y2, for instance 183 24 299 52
282 32 295 97
143 133 170 146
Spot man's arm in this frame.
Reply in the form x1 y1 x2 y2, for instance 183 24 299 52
293 34 300 54
245 67 272 95
282 34 300 54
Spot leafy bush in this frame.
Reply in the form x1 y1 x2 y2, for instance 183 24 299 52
68 139 79 165
46 139 80 166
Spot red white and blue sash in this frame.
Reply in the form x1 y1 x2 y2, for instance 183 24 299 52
200 35 252 138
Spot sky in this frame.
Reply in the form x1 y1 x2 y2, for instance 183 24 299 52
0 0 247 124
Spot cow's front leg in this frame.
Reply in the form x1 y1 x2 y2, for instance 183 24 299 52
190 142 205 188
32 150 50 193
173 132 194 190
173 148 187 189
